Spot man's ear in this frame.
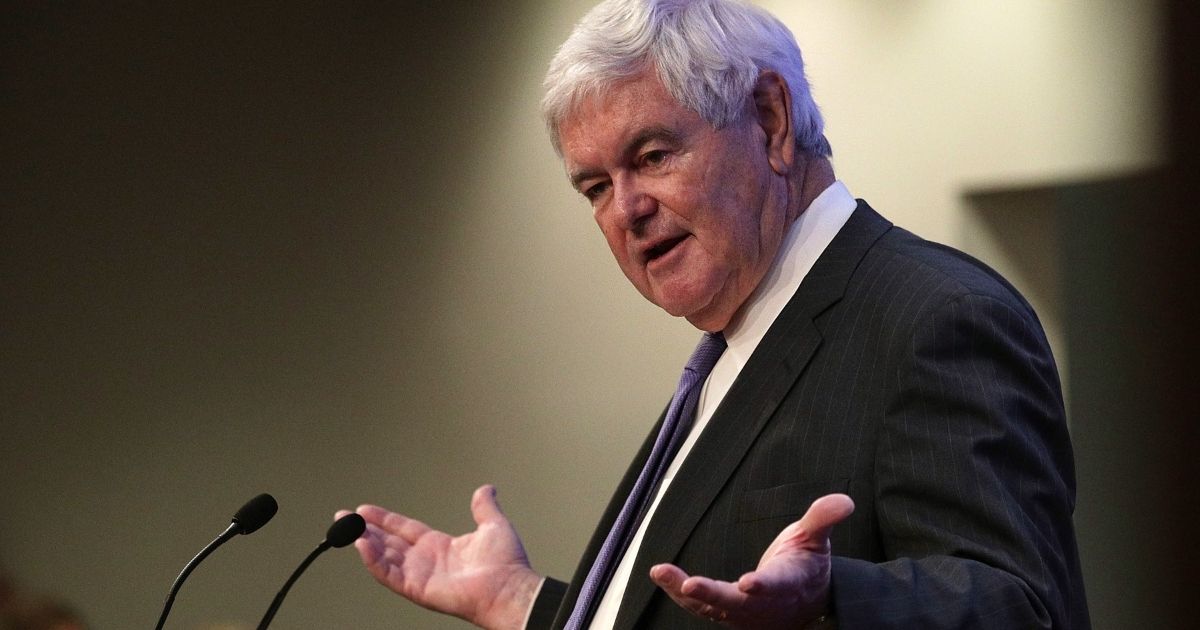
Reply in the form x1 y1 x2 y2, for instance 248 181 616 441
752 71 795 176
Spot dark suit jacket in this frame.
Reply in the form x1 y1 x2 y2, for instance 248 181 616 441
528 202 1089 629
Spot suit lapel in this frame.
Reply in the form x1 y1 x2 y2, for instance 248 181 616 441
611 201 892 629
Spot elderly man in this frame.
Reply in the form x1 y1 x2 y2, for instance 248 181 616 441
341 0 1089 628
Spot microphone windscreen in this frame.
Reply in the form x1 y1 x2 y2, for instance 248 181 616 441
232 493 278 535
325 513 366 548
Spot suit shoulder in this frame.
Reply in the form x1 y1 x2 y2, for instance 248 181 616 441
858 224 1036 317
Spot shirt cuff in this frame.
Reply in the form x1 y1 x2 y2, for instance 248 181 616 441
524 576 568 629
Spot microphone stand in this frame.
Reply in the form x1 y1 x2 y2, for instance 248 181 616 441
256 541 331 630
255 513 363 629
155 522 239 630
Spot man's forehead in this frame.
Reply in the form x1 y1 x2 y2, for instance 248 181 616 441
561 70 682 132
561 85 654 140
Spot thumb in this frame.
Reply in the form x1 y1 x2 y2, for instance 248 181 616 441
471 484 508 526
761 494 854 560
797 493 855 541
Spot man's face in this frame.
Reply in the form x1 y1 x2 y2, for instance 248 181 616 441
558 70 791 332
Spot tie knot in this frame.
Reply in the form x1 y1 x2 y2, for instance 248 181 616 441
684 331 726 377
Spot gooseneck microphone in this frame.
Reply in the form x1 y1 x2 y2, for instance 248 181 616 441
256 512 366 630
154 493 278 630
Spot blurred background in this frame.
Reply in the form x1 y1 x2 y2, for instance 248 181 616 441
2 1 1193 628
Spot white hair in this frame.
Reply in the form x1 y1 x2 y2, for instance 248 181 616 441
542 0 831 157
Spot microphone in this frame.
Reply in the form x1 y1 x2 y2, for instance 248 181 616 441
256 512 366 630
155 493 278 630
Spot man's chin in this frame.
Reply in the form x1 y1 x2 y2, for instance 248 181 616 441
648 288 703 318
654 295 730 333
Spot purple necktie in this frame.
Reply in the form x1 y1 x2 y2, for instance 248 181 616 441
565 332 727 630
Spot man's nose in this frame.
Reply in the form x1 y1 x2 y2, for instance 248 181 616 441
613 176 656 229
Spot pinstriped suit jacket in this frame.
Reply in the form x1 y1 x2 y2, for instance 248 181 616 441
529 202 1089 629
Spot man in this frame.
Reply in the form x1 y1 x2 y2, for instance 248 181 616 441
340 0 1089 627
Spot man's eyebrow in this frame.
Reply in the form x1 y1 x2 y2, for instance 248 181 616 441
568 126 682 191
626 126 682 154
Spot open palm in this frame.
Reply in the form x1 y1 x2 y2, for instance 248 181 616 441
344 485 542 629
649 494 854 628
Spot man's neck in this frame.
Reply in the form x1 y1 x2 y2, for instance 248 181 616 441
790 155 836 224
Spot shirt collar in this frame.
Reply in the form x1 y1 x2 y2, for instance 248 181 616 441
720 180 858 371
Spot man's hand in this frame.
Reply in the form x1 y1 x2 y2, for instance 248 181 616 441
649 494 854 628
339 485 543 630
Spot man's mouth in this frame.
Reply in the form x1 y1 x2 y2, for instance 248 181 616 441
645 235 688 263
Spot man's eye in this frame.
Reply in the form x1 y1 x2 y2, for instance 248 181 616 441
641 150 668 166
584 182 610 201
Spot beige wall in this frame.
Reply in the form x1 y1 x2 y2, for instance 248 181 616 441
0 1 1162 628
765 0 1164 404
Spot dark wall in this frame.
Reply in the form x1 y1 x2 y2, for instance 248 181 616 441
1 3 546 627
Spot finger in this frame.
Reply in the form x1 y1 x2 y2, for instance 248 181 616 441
651 565 747 621
357 504 432 543
650 564 698 603
650 563 690 592
737 555 821 597
353 521 410 569
354 523 389 568
679 575 751 611
470 484 508 527
650 565 709 617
